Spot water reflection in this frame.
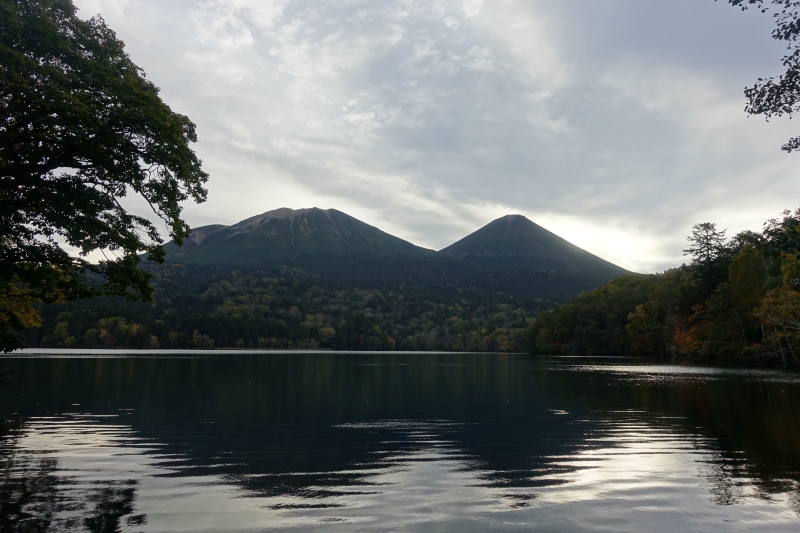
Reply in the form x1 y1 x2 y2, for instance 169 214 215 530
0 354 799 531
0 419 147 532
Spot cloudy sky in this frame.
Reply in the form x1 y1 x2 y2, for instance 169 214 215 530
77 0 800 272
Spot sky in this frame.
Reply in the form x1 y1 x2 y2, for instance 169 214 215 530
76 0 800 272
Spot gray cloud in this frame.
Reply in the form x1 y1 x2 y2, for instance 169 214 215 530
78 0 800 271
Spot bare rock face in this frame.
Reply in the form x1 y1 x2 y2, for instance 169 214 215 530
183 230 209 250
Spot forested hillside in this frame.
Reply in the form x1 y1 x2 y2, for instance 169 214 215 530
527 208 800 367
21 264 545 352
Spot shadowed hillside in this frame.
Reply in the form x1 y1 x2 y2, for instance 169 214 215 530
162 208 627 295
440 214 627 284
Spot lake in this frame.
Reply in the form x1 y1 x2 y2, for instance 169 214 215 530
1 352 799 532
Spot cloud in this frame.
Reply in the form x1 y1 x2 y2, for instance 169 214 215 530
74 0 800 271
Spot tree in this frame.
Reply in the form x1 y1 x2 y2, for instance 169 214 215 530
761 208 800 256
684 223 728 265
683 223 731 301
0 0 208 351
724 1 800 151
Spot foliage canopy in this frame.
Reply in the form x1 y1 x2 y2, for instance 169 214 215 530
0 0 208 350
725 0 800 150
528 209 800 366
20 265 541 353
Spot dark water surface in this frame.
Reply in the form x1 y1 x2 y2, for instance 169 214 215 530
1 352 800 532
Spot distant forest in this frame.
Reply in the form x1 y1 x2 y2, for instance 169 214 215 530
21 265 547 352
528 209 800 367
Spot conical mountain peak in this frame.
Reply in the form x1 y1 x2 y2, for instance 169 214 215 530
439 214 627 280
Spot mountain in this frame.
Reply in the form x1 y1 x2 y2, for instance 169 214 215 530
439 214 627 283
162 207 628 299
24 208 633 351
165 207 435 265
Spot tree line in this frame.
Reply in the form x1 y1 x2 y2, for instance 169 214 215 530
527 209 800 366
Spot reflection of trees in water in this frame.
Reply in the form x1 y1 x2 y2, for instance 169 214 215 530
0 454 58 532
4 356 800 519
0 421 146 532
532 365 800 512
81 480 146 533
789 485 800 517
698 454 748 506
0 419 56 532
700 455 800 517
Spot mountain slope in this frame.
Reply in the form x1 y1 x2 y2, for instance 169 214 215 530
165 207 436 265
439 215 628 282
162 208 628 299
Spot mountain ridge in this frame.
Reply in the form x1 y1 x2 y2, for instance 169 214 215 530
162 207 628 299
165 207 436 265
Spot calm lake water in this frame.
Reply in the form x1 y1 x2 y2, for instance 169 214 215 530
1 352 799 532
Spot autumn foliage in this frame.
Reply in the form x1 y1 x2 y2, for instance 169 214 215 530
527 209 800 366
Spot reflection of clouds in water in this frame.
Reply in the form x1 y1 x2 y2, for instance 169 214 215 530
530 423 800 530
0 416 276 532
0 418 146 532
565 363 800 385
323 418 800 530
2 414 800 531
265 452 498 528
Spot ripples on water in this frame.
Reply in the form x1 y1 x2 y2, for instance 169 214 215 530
1 353 799 532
